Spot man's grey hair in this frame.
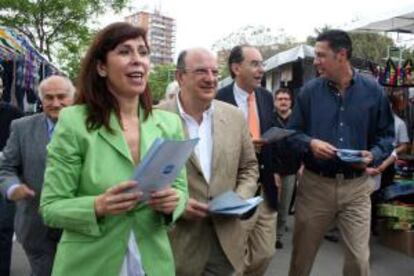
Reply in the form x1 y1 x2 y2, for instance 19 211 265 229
38 75 76 100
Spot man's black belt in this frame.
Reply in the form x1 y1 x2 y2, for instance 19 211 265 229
307 167 364 180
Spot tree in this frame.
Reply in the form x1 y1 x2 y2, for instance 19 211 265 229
0 0 130 79
148 64 176 103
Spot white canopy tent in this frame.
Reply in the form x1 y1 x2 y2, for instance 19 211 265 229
264 44 314 72
344 4 414 36
263 44 315 93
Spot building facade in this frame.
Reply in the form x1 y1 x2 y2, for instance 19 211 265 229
125 10 176 65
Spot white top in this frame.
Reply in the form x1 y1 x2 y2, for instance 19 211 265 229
233 82 260 124
393 114 409 146
119 232 145 276
177 95 214 183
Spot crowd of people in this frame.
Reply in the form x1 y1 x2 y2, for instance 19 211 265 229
0 22 396 276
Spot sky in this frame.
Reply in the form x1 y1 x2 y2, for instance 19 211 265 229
101 0 414 57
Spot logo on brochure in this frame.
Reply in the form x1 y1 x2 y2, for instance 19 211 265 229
162 164 175 175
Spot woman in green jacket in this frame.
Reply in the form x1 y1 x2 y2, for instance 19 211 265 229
40 22 188 276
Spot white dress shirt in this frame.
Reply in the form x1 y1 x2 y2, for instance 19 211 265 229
119 233 145 276
233 82 260 124
177 95 214 183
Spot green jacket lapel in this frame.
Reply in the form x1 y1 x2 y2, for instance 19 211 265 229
97 112 132 164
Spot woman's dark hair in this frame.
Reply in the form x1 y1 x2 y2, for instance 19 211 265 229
75 22 152 132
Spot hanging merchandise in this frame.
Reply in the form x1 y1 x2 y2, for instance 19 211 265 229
373 58 414 88
370 46 414 88
0 26 60 111
403 59 414 86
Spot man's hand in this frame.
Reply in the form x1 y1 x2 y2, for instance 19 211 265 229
252 138 266 153
94 181 142 218
361 150 374 166
183 198 209 220
352 151 374 170
310 139 337 159
9 184 35 201
148 187 179 215
366 167 381 176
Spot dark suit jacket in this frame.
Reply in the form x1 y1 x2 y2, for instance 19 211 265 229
217 82 278 210
0 113 59 253
0 102 23 150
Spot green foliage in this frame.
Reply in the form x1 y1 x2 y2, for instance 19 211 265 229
350 33 394 63
0 0 130 80
148 64 176 103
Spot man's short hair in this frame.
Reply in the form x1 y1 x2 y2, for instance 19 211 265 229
274 87 292 100
38 75 75 100
176 50 188 72
316 29 352 59
227 44 251 79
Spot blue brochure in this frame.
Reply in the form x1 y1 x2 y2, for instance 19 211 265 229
208 190 263 216
336 149 364 163
130 138 199 201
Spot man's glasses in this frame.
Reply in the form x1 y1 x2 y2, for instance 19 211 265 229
248 60 265 69
183 67 220 77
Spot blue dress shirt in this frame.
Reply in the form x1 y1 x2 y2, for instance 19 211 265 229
287 71 394 174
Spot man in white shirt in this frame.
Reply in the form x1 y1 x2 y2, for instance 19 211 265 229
158 48 259 276
0 75 74 276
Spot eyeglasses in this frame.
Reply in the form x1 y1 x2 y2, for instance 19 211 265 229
183 67 220 77
248 60 265 69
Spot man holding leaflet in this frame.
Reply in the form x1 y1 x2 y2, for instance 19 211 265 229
158 47 259 276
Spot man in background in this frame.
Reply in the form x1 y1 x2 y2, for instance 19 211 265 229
0 75 75 276
272 87 300 249
0 70 23 276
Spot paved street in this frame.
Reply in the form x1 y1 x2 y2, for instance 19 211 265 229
11 217 414 275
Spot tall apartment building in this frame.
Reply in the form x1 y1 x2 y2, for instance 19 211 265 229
125 10 176 65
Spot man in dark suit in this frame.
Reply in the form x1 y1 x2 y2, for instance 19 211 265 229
0 75 74 276
217 45 278 276
0 75 23 276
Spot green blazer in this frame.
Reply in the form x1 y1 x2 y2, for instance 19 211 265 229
40 105 188 276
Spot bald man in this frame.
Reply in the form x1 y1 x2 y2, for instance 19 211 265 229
158 48 259 275
0 75 75 276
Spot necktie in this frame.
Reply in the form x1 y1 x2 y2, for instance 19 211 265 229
247 92 260 139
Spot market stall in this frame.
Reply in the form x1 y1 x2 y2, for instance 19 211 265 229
263 44 315 95
0 26 59 112
347 5 414 258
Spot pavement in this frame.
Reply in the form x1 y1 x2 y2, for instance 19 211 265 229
10 216 414 275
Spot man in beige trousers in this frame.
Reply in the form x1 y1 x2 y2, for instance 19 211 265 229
287 30 394 276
